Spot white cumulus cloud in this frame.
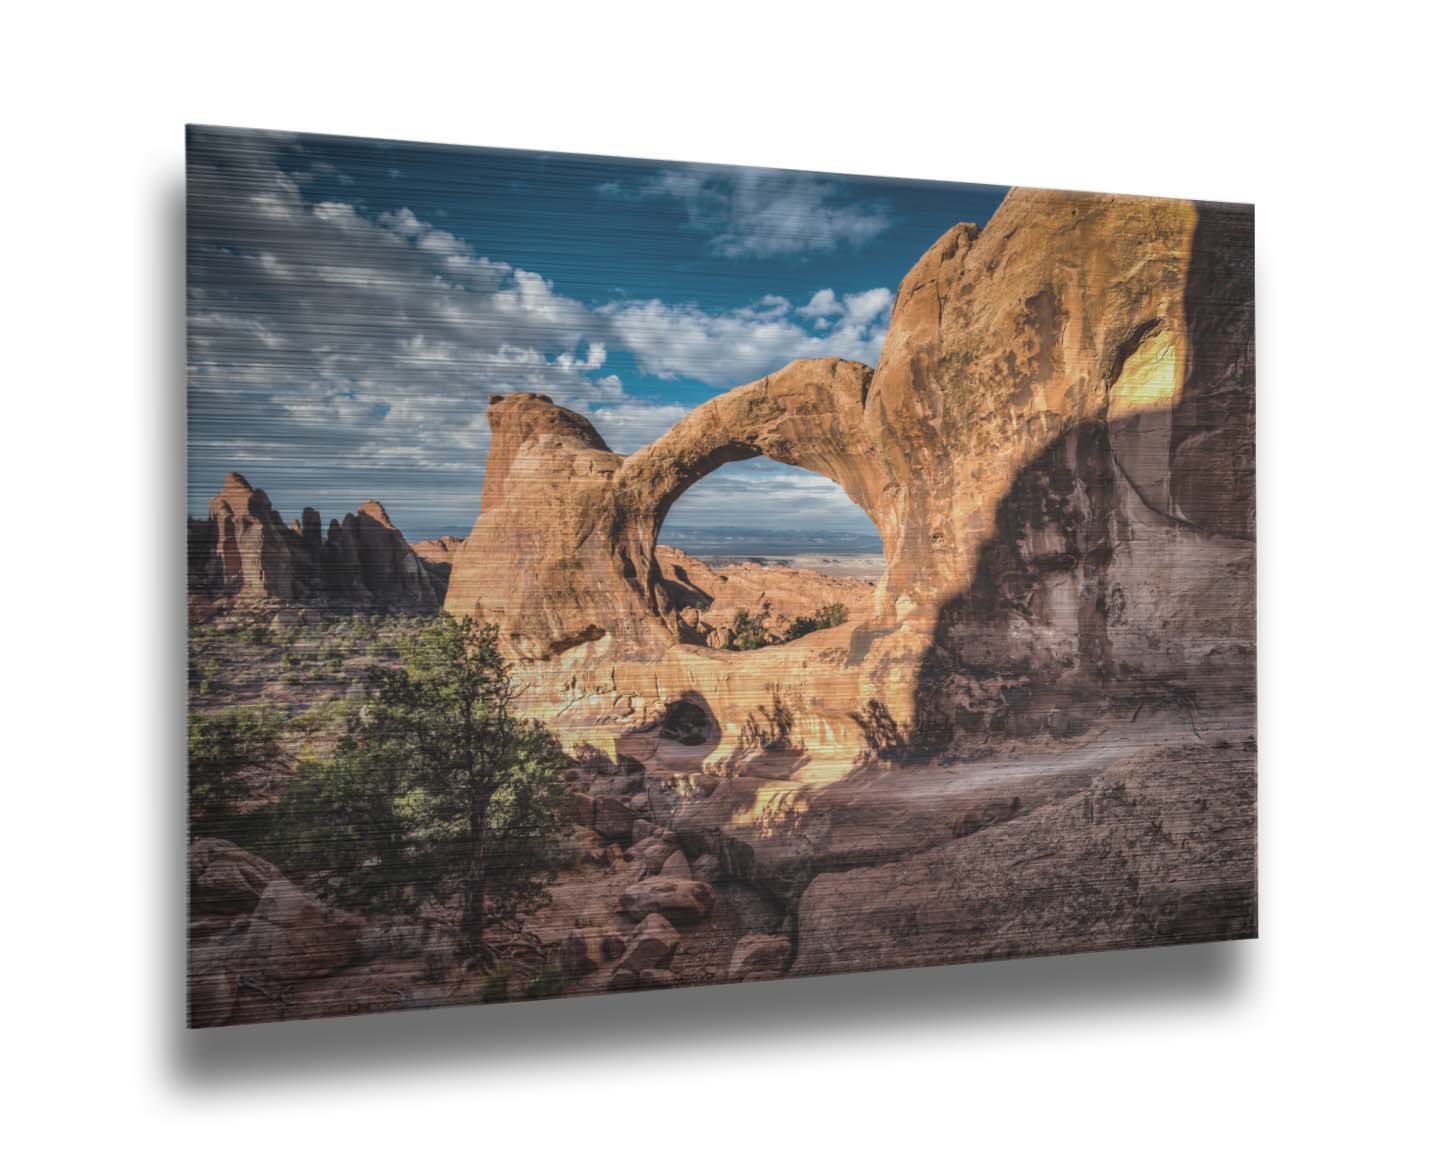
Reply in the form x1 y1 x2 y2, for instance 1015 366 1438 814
601 287 893 387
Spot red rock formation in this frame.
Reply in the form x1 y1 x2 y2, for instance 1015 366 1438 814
202 472 301 603
189 473 449 613
413 535 464 589
413 535 464 566
443 188 1254 760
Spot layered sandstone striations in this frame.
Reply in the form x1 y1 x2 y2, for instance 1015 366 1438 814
791 743 1257 977
189 473 450 614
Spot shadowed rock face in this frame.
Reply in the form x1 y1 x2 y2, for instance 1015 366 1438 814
189 473 449 613
443 187 1255 760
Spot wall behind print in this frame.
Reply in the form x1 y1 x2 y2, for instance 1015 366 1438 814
8 1 1437 1148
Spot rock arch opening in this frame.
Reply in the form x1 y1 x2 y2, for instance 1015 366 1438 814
447 359 908 661
658 457 882 562
651 458 883 651
658 695 716 746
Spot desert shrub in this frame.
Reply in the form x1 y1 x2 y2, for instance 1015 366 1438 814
480 962 514 1003
288 697 356 739
190 658 221 696
738 686 797 752
422 946 452 984
188 705 283 840
726 602 849 649
727 608 774 651
525 961 565 999
785 602 849 642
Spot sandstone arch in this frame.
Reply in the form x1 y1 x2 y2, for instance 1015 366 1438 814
610 358 894 626
445 357 903 662
443 186 1254 765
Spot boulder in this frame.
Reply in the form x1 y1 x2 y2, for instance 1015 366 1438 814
631 818 664 841
237 879 363 983
600 930 627 960
624 836 675 875
690 854 723 884
566 791 597 828
614 913 679 979
727 934 792 982
618 878 715 925
593 794 636 841
187 968 237 1028
567 825 609 866
790 750 1258 979
659 851 691 879
189 838 282 916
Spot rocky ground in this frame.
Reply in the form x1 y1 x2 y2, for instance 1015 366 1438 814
188 611 431 806
187 606 801 1026
188 609 1254 1027
188 611 428 713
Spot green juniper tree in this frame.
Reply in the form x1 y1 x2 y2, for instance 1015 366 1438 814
188 706 284 843
280 615 568 952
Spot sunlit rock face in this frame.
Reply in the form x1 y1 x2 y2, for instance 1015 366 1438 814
444 187 1254 765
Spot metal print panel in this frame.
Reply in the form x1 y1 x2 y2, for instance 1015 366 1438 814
186 126 1256 1027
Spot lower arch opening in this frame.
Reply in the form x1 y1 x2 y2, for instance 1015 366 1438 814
653 458 883 650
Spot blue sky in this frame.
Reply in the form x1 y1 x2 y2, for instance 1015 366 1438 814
187 126 1006 541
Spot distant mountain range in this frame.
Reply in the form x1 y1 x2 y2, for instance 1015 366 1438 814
658 524 883 556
